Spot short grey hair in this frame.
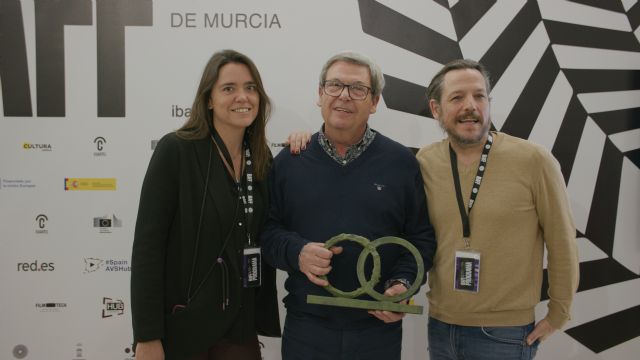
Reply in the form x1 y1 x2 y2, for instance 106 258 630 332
318 51 385 97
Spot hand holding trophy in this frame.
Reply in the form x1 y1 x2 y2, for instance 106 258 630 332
307 233 425 314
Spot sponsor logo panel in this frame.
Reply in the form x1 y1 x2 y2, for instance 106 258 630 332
35 302 67 312
84 257 130 273
93 214 123 233
23 142 52 151
35 214 48 234
93 136 107 156
102 297 125 318
65 178 116 191
17 260 55 272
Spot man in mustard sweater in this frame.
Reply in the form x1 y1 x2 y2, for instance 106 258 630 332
416 59 579 359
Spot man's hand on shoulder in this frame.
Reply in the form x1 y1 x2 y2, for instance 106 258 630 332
286 131 312 154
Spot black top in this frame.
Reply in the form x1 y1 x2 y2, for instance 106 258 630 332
131 133 280 359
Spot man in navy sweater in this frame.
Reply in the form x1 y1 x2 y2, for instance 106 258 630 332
261 51 437 360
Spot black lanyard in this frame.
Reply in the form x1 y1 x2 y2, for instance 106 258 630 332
448 133 493 247
209 128 255 246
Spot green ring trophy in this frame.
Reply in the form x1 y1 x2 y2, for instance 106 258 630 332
306 233 424 314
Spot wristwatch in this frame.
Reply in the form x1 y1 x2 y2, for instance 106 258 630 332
384 278 412 290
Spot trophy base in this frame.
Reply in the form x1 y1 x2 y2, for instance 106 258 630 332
307 295 423 314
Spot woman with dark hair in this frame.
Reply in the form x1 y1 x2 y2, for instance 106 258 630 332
131 49 280 360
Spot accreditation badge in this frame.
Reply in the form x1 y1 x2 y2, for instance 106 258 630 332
454 249 480 293
242 246 262 288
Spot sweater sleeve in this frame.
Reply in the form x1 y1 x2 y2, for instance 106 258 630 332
130 134 180 342
533 148 579 329
389 155 437 286
260 156 310 273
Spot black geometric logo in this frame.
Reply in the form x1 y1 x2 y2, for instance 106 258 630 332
94 136 106 151
357 0 640 353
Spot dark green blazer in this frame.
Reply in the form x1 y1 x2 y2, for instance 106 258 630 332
131 133 280 359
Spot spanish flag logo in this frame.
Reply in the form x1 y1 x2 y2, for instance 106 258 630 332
64 178 116 191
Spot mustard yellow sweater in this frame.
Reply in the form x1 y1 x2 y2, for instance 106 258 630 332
416 132 579 329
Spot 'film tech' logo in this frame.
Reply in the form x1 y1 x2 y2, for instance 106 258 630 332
93 214 122 233
35 302 67 312
93 136 107 156
35 214 48 234
102 297 125 318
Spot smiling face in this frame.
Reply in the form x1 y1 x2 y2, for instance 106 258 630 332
429 68 491 147
318 61 379 140
209 62 259 134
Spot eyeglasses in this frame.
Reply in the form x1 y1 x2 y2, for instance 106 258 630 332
322 80 372 100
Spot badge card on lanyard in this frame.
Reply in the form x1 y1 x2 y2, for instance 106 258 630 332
237 146 262 288
454 250 481 293
210 130 262 288
243 246 262 287
449 134 493 294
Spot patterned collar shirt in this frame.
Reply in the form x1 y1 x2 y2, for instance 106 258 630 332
317 125 377 166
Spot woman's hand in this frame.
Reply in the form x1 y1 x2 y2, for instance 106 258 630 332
286 131 312 154
135 339 164 360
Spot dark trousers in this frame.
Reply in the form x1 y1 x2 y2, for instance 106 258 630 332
190 336 261 360
282 311 402 360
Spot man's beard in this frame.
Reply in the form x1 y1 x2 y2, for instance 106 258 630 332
439 112 491 146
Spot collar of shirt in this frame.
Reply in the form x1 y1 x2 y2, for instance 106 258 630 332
317 125 377 166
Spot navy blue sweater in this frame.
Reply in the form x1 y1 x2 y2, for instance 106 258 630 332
261 131 436 328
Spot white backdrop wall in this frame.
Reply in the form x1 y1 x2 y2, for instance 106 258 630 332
1 1 639 359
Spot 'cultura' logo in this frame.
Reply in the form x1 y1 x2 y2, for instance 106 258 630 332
23 142 52 151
